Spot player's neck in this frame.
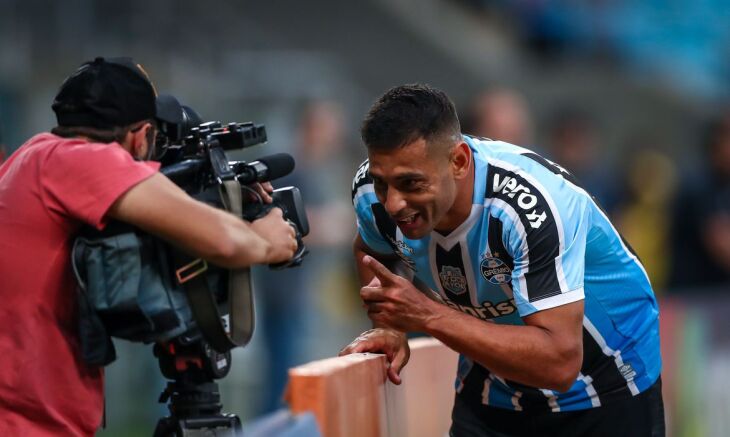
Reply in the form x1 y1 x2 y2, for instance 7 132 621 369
435 154 475 234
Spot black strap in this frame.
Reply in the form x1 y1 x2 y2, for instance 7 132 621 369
172 179 255 352
220 179 255 347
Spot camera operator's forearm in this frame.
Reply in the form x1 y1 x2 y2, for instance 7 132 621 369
109 173 274 268
205 211 276 267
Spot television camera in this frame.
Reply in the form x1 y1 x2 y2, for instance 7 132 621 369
153 108 310 436
73 102 309 436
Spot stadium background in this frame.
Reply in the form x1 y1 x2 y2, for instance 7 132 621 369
1 0 728 435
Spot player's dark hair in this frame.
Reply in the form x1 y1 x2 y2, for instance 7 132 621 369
361 84 461 152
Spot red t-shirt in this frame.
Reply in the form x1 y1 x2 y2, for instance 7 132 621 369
0 133 159 436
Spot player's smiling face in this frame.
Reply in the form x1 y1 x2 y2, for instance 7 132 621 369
367 137 459 239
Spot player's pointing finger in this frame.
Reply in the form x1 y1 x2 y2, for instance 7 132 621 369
363 255 398 284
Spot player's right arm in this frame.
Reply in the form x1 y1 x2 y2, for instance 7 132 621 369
339 233 410 384
341 159 411 383
353 232 391 286
107 172 297 268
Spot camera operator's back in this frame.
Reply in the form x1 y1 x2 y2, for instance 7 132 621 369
0 132 160 435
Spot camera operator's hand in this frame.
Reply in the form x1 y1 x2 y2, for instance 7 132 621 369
245 182 274 204
250 207 297 263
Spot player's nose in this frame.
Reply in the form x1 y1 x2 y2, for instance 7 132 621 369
384 188 407 217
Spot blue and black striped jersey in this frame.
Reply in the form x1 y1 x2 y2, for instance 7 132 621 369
351 135 661 412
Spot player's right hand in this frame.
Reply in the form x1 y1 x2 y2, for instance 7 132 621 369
250 207 297 263
338 328 410 385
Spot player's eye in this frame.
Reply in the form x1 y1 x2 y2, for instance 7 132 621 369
372 177 387 191
401 179 425 192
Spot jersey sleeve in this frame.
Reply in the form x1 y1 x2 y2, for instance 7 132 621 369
486 157 589 317
351 160 394 255
41 142 160 229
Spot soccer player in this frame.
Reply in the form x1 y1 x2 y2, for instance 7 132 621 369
341 84 664 436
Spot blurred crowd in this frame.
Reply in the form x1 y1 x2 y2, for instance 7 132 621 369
461 87 730 294
248 100 369 414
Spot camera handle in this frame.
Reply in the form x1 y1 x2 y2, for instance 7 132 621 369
240 187 310 270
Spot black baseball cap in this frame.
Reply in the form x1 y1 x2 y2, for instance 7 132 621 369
52 57 182 129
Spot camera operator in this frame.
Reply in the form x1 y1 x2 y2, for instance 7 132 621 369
0 57 297 436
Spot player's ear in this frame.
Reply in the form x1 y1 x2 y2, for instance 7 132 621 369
450 141 471 179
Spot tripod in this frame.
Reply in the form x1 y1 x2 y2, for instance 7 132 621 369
153 339 242 436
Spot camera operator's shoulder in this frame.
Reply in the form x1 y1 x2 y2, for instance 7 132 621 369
16 133 85 157
47 139 156 171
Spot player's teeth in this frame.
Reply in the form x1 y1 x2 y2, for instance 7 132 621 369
398 215 416 224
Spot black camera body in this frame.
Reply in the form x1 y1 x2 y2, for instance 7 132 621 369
150 115 310 436
154 116 310 351
73 115 309 363
159 120 309 268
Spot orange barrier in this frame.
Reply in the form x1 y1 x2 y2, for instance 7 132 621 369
286 337 458 437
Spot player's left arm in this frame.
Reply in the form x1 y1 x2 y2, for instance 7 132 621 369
360 255 583 392
424 291 583 392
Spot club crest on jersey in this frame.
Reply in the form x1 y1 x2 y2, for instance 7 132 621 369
439 266 467 295
480 256 512 285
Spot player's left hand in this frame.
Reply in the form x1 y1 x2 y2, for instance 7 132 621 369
360 255 438 332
